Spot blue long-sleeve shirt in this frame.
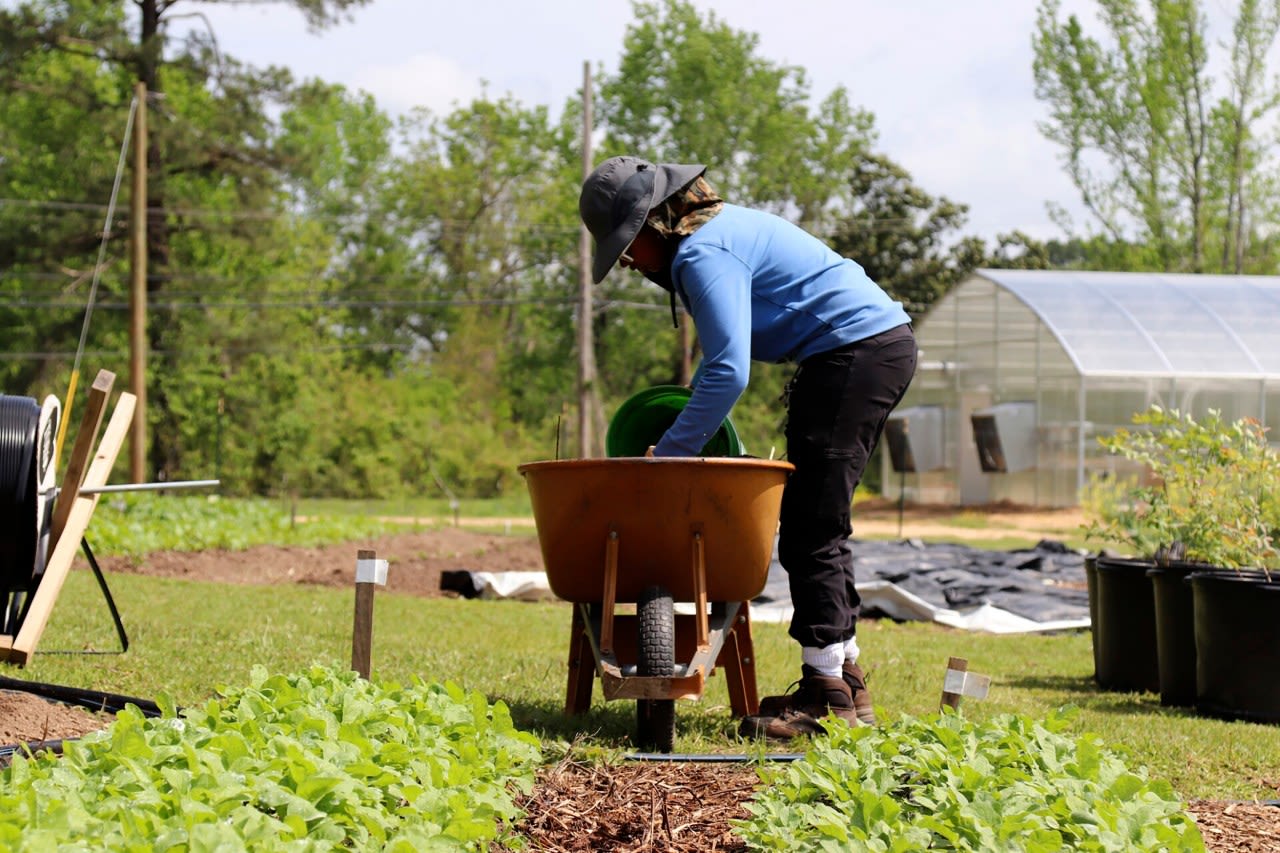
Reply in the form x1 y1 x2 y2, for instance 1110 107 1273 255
652 204 911 457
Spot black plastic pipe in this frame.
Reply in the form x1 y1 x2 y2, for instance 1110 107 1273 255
0 675 161 717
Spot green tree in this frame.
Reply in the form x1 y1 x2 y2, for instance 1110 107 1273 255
827 156 1052 317
1033 0 1280 272
599 0 875 216
0 2 134 394
0 0 373 481
374 96 585 460
3 0 1061 500
1 1 572 496
1212 0 1280 271
828 154 986 316
985 232 1054 270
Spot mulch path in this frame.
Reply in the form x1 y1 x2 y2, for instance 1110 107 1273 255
496 759 1279 852
1186 800 1280 853
497 760 755 852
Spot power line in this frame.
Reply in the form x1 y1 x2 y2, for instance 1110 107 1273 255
0 341 419 361
0 270 576 289
0 195 968 233
0 198 111 213
0 295 591 310
0 196 588 232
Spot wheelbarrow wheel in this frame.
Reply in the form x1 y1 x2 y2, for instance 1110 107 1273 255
636 584 676 753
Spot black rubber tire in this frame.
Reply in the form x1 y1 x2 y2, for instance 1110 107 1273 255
636 584 676 753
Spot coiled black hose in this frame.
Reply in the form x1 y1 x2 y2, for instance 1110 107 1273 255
0 395 40 593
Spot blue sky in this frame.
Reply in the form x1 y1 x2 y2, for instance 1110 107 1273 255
175 1 1105 242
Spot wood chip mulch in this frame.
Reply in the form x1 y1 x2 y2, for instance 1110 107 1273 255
1186 799 1280 853
498 760 759 852
497 759 1280 853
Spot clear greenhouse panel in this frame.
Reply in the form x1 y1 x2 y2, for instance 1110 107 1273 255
988 270 1280 379
888 270 1280 508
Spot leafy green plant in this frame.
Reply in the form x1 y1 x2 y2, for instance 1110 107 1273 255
734 709 1204 852
1082 406 1279 572
89 493 409 558
0 666 541 851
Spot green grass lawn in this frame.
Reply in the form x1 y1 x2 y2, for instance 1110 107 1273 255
12 565 1276 803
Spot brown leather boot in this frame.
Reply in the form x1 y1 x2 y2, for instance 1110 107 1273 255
755 673 807 718
843 661 877 726
757 663 877 723
739 667 859 741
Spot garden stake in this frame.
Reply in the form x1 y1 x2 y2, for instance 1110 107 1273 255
351 549 388 679
941 657 967 710
940 656 992 711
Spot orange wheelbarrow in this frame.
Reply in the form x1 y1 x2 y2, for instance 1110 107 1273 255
518 457 793 752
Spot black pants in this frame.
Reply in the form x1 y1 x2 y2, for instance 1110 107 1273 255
777 323 916 649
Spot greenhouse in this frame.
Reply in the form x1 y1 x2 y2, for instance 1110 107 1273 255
881 269 1280 508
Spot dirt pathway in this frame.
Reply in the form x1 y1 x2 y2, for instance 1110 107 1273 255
369 504 1088 545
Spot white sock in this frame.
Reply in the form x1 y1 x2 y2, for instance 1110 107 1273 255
843 634 860 667
801 642 844 678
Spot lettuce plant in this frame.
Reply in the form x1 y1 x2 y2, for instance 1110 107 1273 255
0 666 541 851
735 709 1204 852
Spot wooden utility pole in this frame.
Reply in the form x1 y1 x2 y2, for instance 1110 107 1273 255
577 61 600 458
129 80 148 483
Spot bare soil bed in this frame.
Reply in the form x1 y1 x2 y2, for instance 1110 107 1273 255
97 526 544 598
3 509 1276 850
0 689 112 746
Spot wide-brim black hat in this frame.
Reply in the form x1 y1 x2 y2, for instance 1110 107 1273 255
578 155 706 283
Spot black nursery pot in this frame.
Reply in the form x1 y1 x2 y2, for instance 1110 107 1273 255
1190 569 1280 724
1147 562 1200 707
1084 555 1099 681
1093 556 1159 694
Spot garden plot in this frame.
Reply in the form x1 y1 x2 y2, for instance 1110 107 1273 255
6 680 1275 852
0 515 1272 850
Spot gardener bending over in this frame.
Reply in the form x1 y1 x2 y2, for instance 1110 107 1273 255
578 155 916 739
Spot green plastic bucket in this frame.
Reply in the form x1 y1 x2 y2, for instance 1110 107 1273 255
605 385 743 458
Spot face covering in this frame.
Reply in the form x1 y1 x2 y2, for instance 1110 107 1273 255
640 175 725 319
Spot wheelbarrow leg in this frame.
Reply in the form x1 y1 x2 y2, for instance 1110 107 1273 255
716 602 759 717
565 603 595 715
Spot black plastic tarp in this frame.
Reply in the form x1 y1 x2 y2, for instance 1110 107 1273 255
751 538 1090 632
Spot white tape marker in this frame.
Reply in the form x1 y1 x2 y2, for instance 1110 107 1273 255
356 558 388 586
943 669 992 700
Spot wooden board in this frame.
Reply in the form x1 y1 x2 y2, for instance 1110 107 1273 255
49 370 115 552
8 390 135 666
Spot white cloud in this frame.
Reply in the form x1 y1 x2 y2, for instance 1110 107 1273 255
349 53 484 116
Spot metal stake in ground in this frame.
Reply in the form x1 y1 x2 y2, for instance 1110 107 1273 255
351 549 388 679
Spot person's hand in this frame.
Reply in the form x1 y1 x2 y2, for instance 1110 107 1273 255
645 445 656 458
